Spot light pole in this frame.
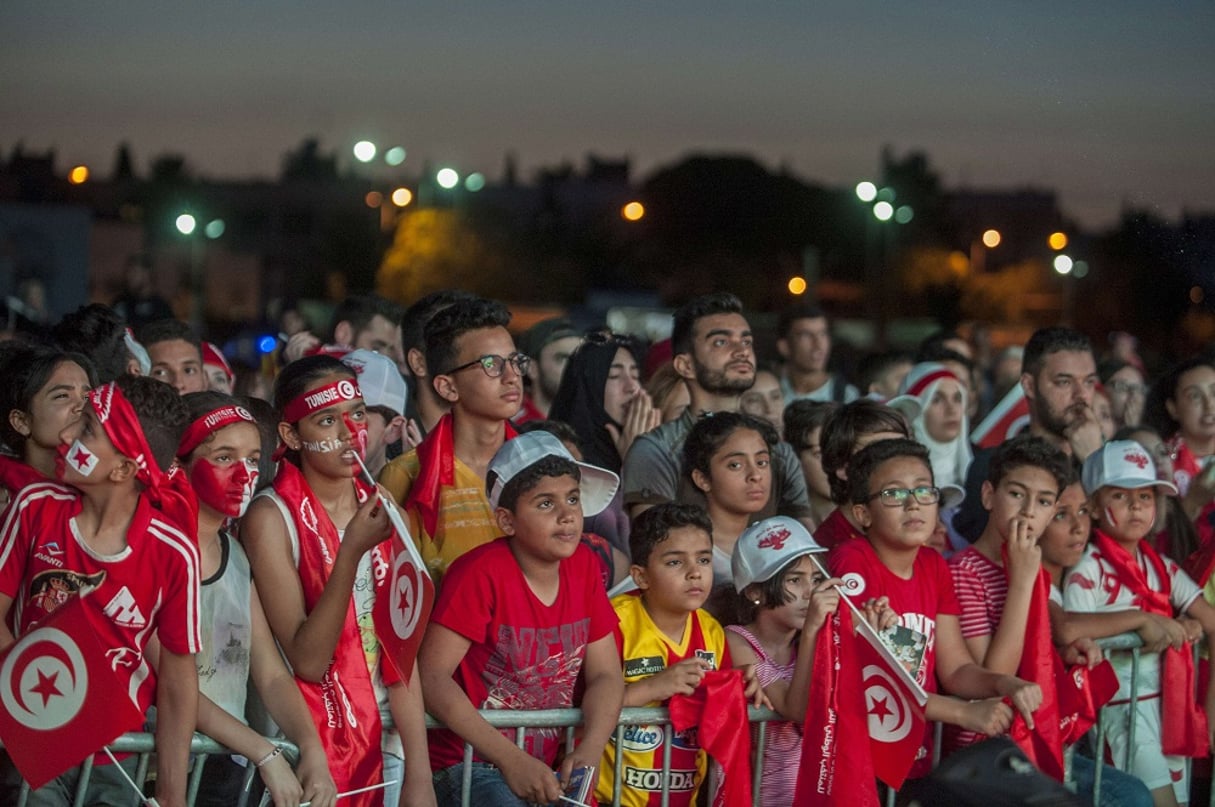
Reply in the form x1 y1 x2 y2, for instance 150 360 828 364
855 182 913 347
175 212 224 331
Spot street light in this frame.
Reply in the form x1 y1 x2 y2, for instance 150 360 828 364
68 165 89 185
873 201 894 221
855 181 877 203
175 214 197 235
622 201 645 221
1053 254 1074 275
385 146 407 166
436 168 460 189
353 141 377 163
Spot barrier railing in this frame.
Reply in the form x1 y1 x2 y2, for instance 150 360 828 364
1092 632 1212 807
12 734 300 807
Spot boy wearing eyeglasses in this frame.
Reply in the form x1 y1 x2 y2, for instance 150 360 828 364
829 438 1042 780
379 297 528 579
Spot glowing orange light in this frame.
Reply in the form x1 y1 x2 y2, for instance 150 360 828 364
981 229 1001 248
391 187 413 207
68 165 89 184
787 277 808 295
948 251 969 274
622 201 645 221
1048 232 1068 250
365 191 383 208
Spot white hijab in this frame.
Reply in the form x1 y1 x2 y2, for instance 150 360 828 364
890 362 974 489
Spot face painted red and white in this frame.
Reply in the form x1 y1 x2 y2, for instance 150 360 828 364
187 421 262 518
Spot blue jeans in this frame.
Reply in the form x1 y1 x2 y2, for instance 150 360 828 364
432 762 555 807
1071 752 1154 807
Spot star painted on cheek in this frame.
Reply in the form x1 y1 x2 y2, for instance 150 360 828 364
71 447 92 469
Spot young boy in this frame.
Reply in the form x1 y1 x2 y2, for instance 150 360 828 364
138 318 207 395
1064 440 1215 806
0 375 200 807
830 438 1042 780
379 297 523 579
949 435 1073 747
419 431 624 806
595 503 728 807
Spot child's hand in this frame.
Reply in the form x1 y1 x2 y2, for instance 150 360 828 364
1155 615 1188 651
501 748 563 805
1004 517 1041 585
739 664 772 709
804 577 844 632
1060 637 1103 668
343 486 394 555
860 596 898 633
1178 616 1204 644
958 698 1013 736
258 751 304 807
1135 615 1171 653
295 746 337 807
995 676 1043 730
652 658 710 699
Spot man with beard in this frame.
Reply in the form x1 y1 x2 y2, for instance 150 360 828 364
955 327 1105 541
513 318 582 424
621 292 814 529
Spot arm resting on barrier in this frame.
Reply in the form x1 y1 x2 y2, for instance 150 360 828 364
154 646 198 807
388 666 437 807
559 633 624 786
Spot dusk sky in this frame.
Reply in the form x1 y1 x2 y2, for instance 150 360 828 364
4 1 1213 229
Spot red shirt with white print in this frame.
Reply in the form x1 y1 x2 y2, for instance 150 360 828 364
0 481 202 713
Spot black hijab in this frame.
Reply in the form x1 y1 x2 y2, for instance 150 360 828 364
548 336 642 474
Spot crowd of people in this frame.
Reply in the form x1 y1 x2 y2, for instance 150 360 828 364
1 287 1215 807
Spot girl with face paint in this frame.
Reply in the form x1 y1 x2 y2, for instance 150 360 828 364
176 391 337 807
242 356 436 807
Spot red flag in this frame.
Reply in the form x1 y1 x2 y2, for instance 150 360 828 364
0 596 145 790
970 384 1030 449
669 669 752 807
794 606 879 807
372 529 434 685
1057 660 1118 745
853 614 928 790
1006 567 1064 778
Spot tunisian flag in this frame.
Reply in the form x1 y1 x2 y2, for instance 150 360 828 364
0 595 145 789
794 606 878 807
1006 566 1064 779
971 384 1030 449
853 614 929 790
669 669 752 807
372 527 434 686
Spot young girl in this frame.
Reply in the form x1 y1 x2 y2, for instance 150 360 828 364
682 412 776 617
725 516 841 807
242 356 435 807
0 344 94 500
176 391 336 807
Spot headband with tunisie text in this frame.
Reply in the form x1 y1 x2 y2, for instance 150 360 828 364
178 405 257 458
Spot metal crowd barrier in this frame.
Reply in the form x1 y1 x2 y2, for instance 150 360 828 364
13 734 299 807
1091 632 1213 807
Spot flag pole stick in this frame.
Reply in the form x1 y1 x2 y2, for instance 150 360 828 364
102 746 159 807
300 779 398 806
351 449 414 546
808 554 873 627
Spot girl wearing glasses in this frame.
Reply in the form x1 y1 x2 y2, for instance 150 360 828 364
683 412 777 621
243 355 435 807
831 437 1041 782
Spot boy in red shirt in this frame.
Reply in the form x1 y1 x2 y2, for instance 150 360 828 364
419 431 624 806
0 376 200 807
829 437 1041 779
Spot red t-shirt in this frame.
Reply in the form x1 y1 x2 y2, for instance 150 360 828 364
427 538 618 771
829 537 961 778
949 547 1009 641
0 482 202 713
813 507 865 551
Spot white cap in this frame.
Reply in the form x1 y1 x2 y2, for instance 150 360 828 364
1082 439 1178 496
342 349 407 417
732 516 826 592
486 431 620 516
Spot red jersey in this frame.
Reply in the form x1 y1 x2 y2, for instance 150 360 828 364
829 537 961 778
427 538 617 771
0 481 202 713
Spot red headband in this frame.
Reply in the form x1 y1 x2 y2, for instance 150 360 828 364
178 405 257 458
88 382 198 538
282 378 362 423
904 368 959 398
